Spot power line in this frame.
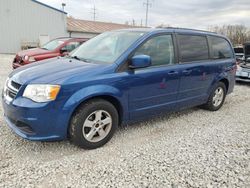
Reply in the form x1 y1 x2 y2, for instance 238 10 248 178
143 0 153 27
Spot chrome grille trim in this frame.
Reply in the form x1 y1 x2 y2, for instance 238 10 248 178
3 78 21 102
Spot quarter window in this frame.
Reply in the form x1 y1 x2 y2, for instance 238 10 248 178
210 36 233 59
178 35 209 62
134 35 175 66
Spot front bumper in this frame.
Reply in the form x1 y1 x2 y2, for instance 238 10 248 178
12 63 22 69
2 95 69 141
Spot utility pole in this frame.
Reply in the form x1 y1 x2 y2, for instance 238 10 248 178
132 19 135 26
91 5 97 21
143 0 152 27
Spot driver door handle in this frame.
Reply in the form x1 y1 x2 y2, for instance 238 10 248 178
168 71 179 76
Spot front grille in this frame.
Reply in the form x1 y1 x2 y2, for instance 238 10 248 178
14 55 22 64
3 79 22 102
11 81 21 90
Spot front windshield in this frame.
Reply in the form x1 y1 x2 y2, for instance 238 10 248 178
42 39 64 51
70 31 145 64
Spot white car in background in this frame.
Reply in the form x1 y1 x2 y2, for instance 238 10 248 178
234 46 244 61
236 42 250 82
236 59 250 82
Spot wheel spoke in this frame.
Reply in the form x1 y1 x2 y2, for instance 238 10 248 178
95 110 102 121
84 119 94 128
98 128 106 137
86 128 96 140
101 117 112 126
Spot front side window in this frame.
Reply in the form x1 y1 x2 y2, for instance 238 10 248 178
178 35 209 62
134 35 175 66
62 42 81 52
210 36 233 59
70 31 145 64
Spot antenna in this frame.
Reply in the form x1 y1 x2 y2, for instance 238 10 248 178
143 0 153 27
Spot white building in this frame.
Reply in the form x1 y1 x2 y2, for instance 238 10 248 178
0 0 142 54
0 0 68 53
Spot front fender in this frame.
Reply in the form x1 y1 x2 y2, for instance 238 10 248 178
62 85 127 124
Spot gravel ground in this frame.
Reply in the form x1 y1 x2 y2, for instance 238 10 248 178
0 54 249 188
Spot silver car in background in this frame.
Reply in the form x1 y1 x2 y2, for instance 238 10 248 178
236 42 250 82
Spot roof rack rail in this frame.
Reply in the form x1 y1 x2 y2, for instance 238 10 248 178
157 26 217 34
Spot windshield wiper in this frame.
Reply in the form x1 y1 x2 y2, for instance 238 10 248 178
69 56 92 63
41 47 48 50
70 56 81 61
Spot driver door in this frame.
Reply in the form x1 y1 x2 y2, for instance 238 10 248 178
127 34 181 119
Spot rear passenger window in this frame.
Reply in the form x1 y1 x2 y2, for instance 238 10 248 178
134 35 175 66
210 36 233 59
178 35 209 62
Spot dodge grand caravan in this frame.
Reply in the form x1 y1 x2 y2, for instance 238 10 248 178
2 28 236 149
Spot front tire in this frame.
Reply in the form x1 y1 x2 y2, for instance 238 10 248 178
69 99 119 149
203 82 227 111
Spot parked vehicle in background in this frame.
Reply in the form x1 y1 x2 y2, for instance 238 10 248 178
234 46 244 61
236 42 250 82
244 42 250 61
12 37 88 69
2 28 236 149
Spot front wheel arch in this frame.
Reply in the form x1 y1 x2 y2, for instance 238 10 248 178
67 95 123 137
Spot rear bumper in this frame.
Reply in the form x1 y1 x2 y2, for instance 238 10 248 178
236 76 250 83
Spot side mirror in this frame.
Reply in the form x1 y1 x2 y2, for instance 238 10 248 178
60 48 67 54
129 55 151 69
60 48 69 56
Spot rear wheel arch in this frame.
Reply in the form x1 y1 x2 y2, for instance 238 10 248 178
219 78 229 93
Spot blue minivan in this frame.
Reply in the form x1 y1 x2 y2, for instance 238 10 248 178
2 28 236 149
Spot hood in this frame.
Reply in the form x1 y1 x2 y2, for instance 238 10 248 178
17 48 50 57
9 57 115 85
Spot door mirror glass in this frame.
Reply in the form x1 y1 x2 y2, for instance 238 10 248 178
129 55 151 69
60 48 67 54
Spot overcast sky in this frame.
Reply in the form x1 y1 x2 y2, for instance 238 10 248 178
39 0 250 29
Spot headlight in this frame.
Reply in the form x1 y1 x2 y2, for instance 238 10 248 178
23 84 61 103
22 55 36 62
23 55 29 61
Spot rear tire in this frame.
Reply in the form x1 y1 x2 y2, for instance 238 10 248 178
203 82 226 111
69 99 118 149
